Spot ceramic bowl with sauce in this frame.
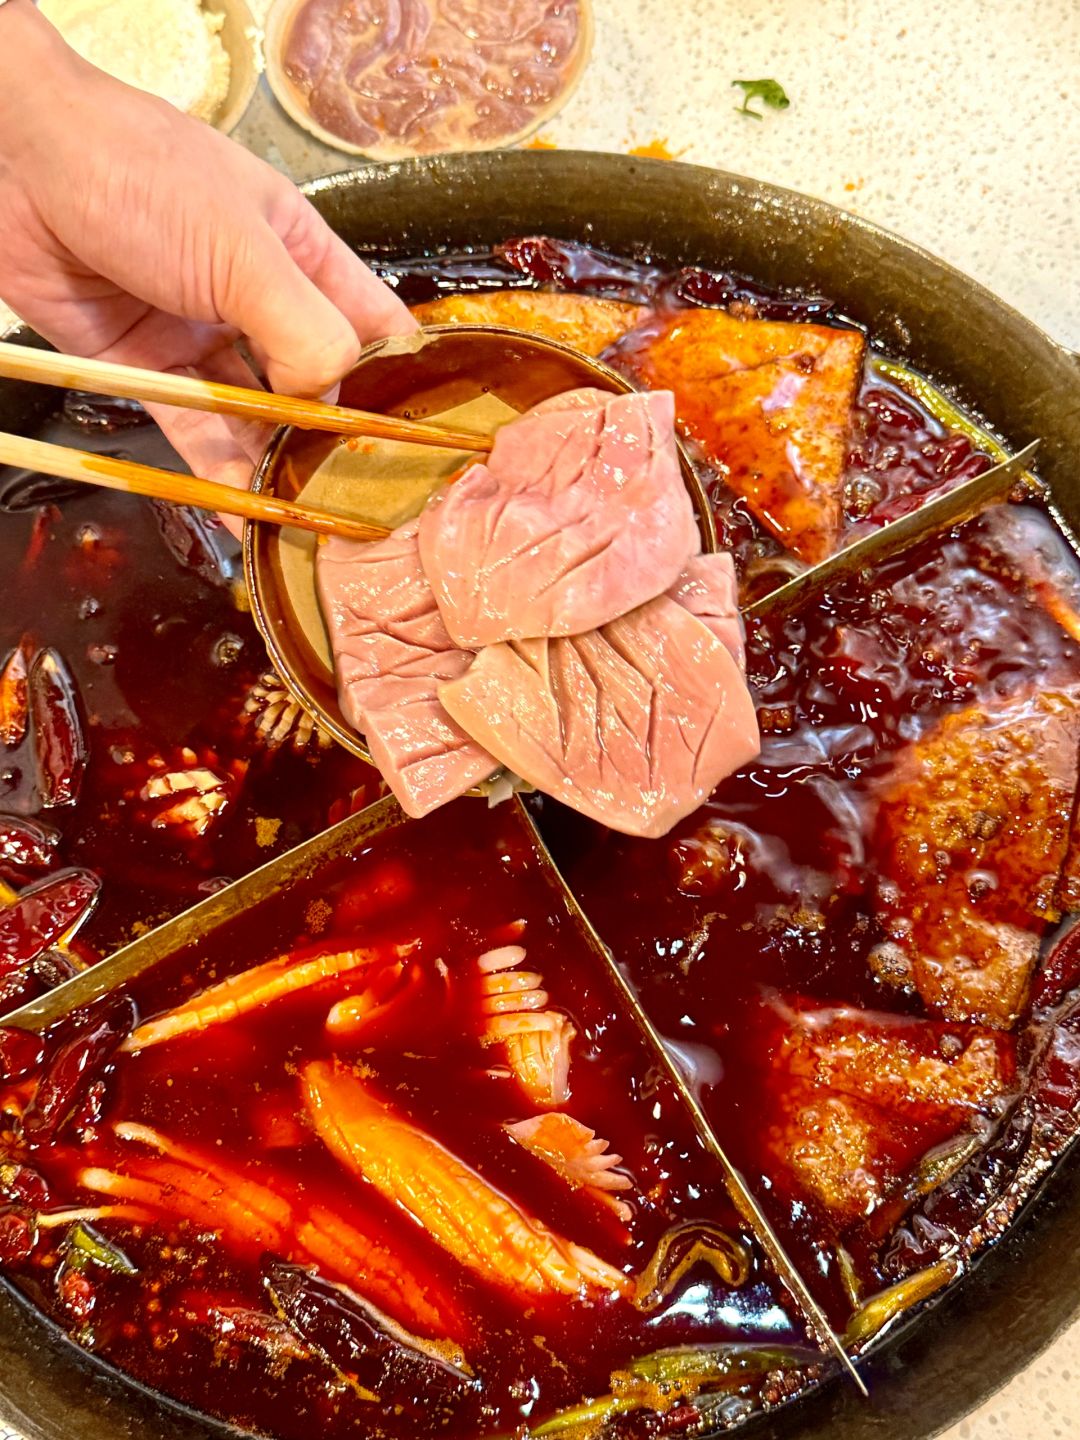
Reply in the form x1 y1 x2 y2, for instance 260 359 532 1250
262 0 594 159
210 0 261 135
243 322 714 764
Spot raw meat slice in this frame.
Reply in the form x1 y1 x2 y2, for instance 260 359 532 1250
439 595 759 838
316 520 498 818
278 0 588 160
668 552 745 672
872 691 1080 1029
616 308 864 564
418 388 700 647
411 291 647 357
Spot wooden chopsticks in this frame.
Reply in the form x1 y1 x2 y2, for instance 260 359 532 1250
0 341 494 453
0 433 392 543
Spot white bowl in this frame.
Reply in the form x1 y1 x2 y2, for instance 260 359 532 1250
262 0 594 160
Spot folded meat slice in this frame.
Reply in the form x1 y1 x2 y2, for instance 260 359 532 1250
411 291 648 357
667 552 745 672
316 520 498 818
745 995 1015 1223
418 387 700 647
872 691 1080 1028
439 594 759 838
616 308 864 564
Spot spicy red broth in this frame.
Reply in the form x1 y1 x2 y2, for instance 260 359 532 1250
0 238 1079 1436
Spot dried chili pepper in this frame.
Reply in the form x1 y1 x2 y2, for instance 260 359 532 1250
0 639 30 748
0 1206 37 1265
0 1162 50 1210
265 1263 474 1410
21 999 134 1145
0 813 61 872
29 649 87 808
0 1027 45 1084
0 869 100 975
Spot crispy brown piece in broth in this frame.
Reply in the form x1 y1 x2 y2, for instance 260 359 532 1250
756 999 1014 1223
614 307 864 563
873 691 1080 1028
411 291 647 356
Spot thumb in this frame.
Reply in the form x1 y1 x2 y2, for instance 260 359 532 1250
215 218 364 398
273 197 418 347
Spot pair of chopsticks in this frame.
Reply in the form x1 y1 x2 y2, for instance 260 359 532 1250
0 341 494 542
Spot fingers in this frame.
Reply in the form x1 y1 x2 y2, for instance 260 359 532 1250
145 401 251 541
215 186 419 398
274 198 418 346
213 218 374 400
191 343 272 465
88 307 271 469
83 307 269 538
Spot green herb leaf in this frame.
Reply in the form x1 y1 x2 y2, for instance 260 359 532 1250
531 1394 631 1436
64 1222 137 1276
732 79 791 120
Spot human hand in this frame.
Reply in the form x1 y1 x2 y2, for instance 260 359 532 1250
0 6 416 528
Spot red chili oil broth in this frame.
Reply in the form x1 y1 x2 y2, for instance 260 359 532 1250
538 504 1080 1319
0 420 385 968
374 239 1080 1326
2 801 810 1438
1 237 1080 1430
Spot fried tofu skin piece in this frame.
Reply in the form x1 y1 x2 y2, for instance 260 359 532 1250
873 692 1080 1028
617 308 864 563
754 999 1015 1223
411 291 647 356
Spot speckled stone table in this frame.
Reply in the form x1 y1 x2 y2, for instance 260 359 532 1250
2 2 1078 1438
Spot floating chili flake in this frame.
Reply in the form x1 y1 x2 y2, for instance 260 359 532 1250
19 507 59 572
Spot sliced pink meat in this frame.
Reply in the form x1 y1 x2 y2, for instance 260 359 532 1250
668 553 745 672
316 520 498 818
418 388 700 648
439 596 760 838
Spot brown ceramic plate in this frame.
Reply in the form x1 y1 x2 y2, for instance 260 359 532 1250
243 322 715 763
